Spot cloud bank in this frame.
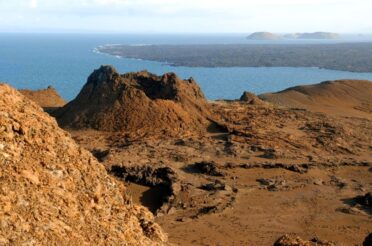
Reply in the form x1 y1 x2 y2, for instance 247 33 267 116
0 0 371 33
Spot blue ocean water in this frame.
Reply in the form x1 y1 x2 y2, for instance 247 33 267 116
1 33 372 101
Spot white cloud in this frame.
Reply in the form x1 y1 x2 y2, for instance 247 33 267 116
29 0 38 8
0 0 371 33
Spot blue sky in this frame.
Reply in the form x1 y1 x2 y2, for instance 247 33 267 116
0 0 371 33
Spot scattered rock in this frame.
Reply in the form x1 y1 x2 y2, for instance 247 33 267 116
257 178 289 191
354 192 372 207
240 163 310 174
259 148 278 159
274 234 335 246
110 165 177 186
167 207 177 215
90 148 110 162
176 217 192 223
330 176 348 189
110 165 178 214
199 180 226 191
198 206 218 215
336 206 366 215
186 161 225 176
257 178 275 186
313 178 323 185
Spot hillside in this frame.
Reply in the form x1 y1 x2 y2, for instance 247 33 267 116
60 70 372 245
20 86 66 110
260 80 372 118
54 65 212 136
0 83 167 245
6 70 372 245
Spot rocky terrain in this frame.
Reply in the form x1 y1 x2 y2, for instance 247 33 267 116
0 84 168 245
5 66 372 245
54 66 212 136
20 86 66 112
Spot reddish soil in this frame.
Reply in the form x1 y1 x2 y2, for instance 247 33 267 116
10 67 372 245
260 80 372 119
20 86 66 112
0 84 168 245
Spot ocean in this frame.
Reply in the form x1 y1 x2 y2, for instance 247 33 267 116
1 33 372 101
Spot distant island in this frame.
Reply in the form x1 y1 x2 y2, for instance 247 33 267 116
247 31 340 40
247 32 281 40
97 42 372 72
295 32 340 39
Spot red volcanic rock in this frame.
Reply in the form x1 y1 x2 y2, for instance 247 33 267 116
54 65 212 136
0 83 167 245
20 86 66 111
274 234 335 246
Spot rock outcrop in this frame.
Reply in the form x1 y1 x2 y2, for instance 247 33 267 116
20 86 66 111
354 192 372 207
274 234 335 246
0 84 167 245
240 91 266 105
54 66 212 136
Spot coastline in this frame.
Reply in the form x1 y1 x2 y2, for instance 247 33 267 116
96 42 372 73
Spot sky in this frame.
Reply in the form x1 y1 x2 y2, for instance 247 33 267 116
0 0 371 33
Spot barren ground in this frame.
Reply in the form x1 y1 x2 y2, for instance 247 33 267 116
69 100 372 245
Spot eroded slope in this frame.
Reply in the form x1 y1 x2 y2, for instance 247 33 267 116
0 84 167 245
260 80 372 118
55 66 212 136
20 86 66 110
